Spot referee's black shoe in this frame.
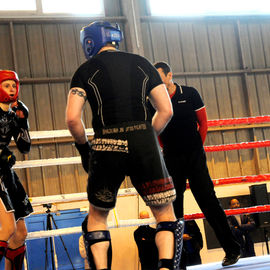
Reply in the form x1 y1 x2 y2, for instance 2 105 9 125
222 252 241 267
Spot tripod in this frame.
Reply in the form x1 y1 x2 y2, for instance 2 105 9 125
44 204 75 270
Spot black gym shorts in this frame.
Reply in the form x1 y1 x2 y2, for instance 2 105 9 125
87 122 176 210
0 169 33 221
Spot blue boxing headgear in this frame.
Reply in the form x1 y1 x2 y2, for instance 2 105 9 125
80 21 123 59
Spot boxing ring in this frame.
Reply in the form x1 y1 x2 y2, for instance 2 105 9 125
13 115 270 269
189 255 270 270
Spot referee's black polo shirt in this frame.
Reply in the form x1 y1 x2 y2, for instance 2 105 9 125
160 83 204 153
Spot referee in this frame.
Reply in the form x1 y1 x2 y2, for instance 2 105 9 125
152 61 240 268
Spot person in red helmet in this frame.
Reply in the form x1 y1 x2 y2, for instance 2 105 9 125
0 70 33 270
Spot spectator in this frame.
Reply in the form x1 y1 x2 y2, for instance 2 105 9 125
181 220 203 267
134 211 158 270
227 198 256 258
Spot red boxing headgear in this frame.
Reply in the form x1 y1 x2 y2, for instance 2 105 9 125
0 70 19 103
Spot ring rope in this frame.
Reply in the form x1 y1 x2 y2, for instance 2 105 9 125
13 140 270 169
208 115 270 127
30 174 270 206
29 128 94 139
27 205 270 240
186 174 270 188
204 140 270 152
27 217 156 240
24 116 270 140
185 205 270 220
14 157 81 169
30 188 137 206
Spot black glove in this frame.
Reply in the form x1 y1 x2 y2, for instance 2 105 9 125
0 147 16 170
11 100 29 129
75 141 92 173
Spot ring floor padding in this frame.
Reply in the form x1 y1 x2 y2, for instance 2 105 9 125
188 255 270 270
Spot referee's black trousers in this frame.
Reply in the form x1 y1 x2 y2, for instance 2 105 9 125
164 147 239 255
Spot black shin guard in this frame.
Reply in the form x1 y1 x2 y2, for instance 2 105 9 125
156 218 184 270
82 216 112 270
5 244 26 270
0 241 8 262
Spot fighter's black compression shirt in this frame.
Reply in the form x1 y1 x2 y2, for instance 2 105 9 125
0 108 31 153
70 50 163 131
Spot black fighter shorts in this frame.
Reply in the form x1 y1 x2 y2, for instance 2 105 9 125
0 169 33 221
87 122 176 210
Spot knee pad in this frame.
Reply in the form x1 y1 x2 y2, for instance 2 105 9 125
5 244 26 270
0 241 8 262
82 216 112 270
156 218 184 270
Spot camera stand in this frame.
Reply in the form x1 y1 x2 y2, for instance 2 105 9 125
44 204 75 270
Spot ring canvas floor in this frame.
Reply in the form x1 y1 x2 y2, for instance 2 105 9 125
188 255 270 270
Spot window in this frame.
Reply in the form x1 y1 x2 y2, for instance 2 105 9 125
1 0 36 11
0 0 104 16
148 0 270 17
41 0 104 15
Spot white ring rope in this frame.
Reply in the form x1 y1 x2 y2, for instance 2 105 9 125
27 218 156 240
28 188 151 240
14 128 93 169
29 128 94 139
30 188 137 205
27 187 148 240
14 157 81 169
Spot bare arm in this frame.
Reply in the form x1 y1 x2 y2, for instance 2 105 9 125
65 87 88 144
149 84 173 135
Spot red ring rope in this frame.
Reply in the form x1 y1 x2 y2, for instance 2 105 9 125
204 140 270 152
186 174 270 189
208 115 270 126
184 205 270 220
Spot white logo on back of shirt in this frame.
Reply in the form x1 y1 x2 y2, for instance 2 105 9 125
178 100 186 103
